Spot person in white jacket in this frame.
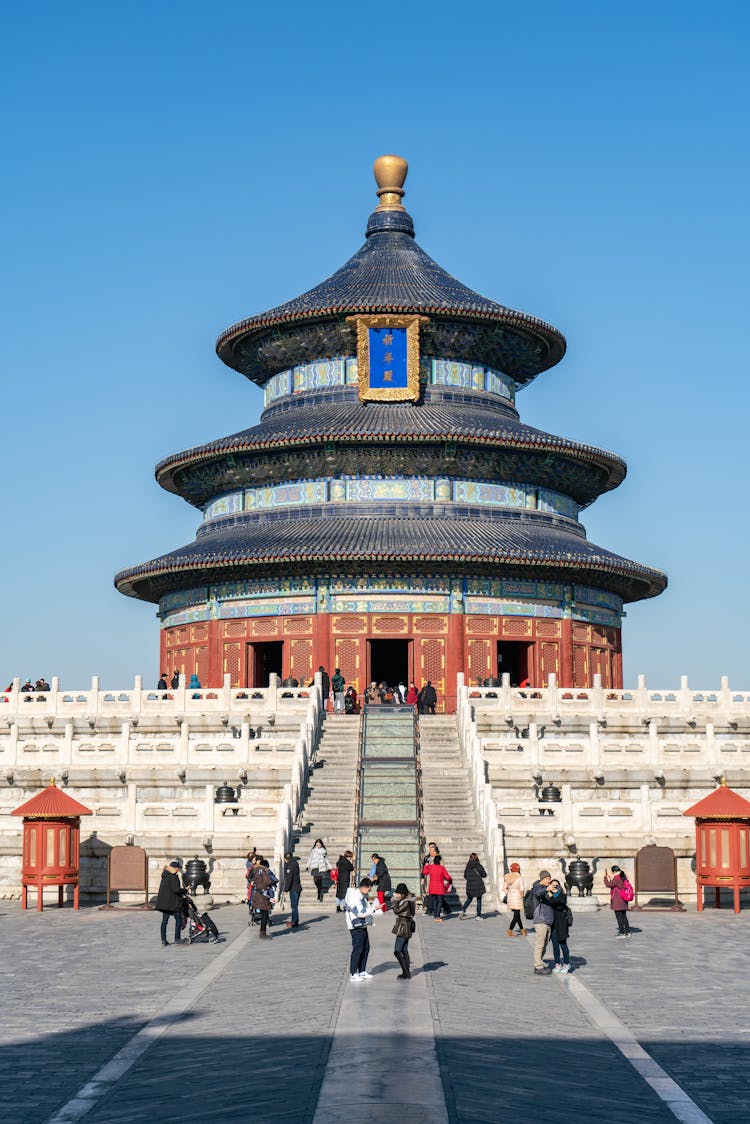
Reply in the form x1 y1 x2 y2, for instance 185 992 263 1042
344 878 382 981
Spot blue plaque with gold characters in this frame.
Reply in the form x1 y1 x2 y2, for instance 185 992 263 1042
349 313 425 402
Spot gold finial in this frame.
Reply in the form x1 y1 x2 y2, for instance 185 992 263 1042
373 154 408 212
50 777 56 786
720 775 727 787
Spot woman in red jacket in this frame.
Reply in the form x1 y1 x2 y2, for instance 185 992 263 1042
422 854 452 922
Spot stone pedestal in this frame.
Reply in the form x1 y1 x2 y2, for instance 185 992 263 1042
568 895 601 913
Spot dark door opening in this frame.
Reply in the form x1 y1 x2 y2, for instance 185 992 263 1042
368 639 411 691
497 641 531 687
248 641 283 688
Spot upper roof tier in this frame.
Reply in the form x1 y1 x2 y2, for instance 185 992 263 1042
215 156 566 386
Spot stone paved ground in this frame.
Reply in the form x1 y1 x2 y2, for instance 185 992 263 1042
1 897 749 1123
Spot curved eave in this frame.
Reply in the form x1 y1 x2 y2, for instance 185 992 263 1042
156 430 625 504
216 306 566 384
115 519 666 605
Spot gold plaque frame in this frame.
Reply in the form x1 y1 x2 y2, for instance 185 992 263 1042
348 314 426 403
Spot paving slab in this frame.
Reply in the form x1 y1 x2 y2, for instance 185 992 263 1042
1 895 748 1123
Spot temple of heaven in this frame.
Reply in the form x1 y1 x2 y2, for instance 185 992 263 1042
115 155 666 706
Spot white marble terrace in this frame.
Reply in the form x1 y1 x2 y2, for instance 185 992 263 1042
1 671 749 902
456 672 750 901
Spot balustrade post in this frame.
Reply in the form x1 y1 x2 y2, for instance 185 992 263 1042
501 672 511 718
680 675 690 715
179 718 189 764
121 720 130 764
637 673 647 715
91 675 100 713
268 673 278 718
132 675 142 714
592 672 603 716
50 677 59 714
720 675 732 716
223 672 232 711
8 720 18 768
547 673 558 718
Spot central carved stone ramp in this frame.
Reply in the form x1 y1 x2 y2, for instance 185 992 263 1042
295 714 361 910
419 713 492 908
357 706 422 890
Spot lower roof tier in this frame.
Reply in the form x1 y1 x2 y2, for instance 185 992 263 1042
156 393 626 509
115 514 667 604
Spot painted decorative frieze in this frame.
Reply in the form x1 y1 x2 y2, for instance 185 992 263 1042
262 355 517 406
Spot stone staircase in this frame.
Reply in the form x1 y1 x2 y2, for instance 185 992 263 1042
293 714 361 910
418 714 493 911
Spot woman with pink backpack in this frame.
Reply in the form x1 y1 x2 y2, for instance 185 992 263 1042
604 865 634 937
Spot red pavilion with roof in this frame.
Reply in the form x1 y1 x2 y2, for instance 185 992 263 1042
683 779 750 913
12 781 92 911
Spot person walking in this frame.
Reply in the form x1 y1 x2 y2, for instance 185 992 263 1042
155 859 185 946
307 838 329 902
335 850 355 911
371 852 392 910
419 680 437 714
531 869 554 975
170 670 180 690
317 666 331 709
547 878 572 973
251 858 274 939
604 865 632 937
391 882 416 979
331 667 346 714
343 877 382 981
460 852 487 919
503 862 526 936
283 851 302 929
422 853 452 921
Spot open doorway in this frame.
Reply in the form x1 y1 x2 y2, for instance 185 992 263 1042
497 640 532 686
248 641 283 688
368 639 411 690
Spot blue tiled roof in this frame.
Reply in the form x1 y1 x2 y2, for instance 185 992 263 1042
156 395 625 507
215 206 566 384
115 515 666 604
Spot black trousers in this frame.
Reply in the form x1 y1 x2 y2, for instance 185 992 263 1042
615 909 630 934
350 926 370 974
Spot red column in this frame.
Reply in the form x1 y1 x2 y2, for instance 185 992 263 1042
446 614 465 712
560 617 574 688
208 620 223 687
314 613 332 676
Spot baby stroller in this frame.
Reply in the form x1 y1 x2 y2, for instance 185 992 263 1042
182 895 220 943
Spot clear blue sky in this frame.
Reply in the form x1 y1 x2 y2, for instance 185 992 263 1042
1 2 748 688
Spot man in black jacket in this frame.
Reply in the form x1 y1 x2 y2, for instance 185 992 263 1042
371 853 392 911
283 852 303 928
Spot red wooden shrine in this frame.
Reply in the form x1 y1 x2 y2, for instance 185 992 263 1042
11 780 92 911
683 778 750 913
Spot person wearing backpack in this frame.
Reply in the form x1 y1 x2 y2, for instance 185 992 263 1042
531 870 554 974
604 865 632 937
